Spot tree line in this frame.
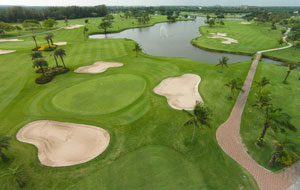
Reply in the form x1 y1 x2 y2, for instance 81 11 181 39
0 5 108 23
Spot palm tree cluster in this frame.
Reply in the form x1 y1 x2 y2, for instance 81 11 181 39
252 77 297 167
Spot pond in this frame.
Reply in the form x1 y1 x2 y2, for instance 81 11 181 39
90 17 283 65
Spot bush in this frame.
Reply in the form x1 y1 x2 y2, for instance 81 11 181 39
35 73 55 84
35 67 70 84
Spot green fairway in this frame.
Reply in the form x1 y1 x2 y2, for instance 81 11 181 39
264 47 300 64
192 20 283 54
52 74 146 115
240 62 300 171
0 16 259 190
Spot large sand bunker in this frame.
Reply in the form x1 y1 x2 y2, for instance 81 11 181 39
153 74 203 110
16 120 110 167
54 42 67 46
209 33 238 44
64 25 84 29
75 61 124 74
0 50 16 54
0 39 23 42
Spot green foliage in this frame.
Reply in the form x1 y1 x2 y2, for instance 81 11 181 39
0 136 11 162
22 19 41 30
0 22 15 35
216 56 229 70
42 18 58 28
98 20 112 34
225 78 244 99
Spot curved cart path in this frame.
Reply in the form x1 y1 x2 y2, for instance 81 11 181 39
216 29 300 190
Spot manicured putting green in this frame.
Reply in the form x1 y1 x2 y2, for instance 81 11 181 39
52 74 146 115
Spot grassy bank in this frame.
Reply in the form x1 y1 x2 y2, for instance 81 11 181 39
192 20 284 55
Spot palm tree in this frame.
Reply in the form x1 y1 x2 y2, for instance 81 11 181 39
216 56 229 70
257 107 296 146
31 35 38 49
268 137 298 168
54 49 66 68
45 35 51 47
252 90 272 124
47 33 54 45
132 43 142 57
0 136 11 162
283 63 298 83
225 78 244 99
30 51 43 60
33 59 48 76
254 77 270 91
183 101 212 142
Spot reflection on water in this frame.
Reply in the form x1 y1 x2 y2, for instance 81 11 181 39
90 17 284 65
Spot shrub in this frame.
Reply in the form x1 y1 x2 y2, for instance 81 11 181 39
35 73 55 84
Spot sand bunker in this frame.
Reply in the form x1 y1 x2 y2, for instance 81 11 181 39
64 25 84 29
153 74 203 110
75 61 124 74
16 120 110 167
54 42 67 46
240 22 251 25
0 39 24 42
209 33 238 44
0 50 16 54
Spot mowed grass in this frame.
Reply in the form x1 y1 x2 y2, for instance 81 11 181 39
0 18 258 190
52 74 147 115
264 47 300 64
240 62 300 171
192 20 283 54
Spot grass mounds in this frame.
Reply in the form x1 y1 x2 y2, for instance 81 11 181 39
241 62 300 171
52 74 146 115
192 20 283 54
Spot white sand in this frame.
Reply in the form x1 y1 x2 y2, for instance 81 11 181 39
54 42 67 46
16 120 110 167
0 39 24 42
64 25 84 29
75 61 124 74
0 50 16 54
153 74 203 110
240 22 251 25
209 33 239 44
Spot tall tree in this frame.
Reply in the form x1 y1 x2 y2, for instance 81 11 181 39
132 43 142 57
0 136 11 163
33 59 48 76
30 51 43 60
54 49 67 68
252 90 272 124
183 101 212 142
98 20 112 36
225 78 244 99
31 35 38 49
216 56 229 70
257 107 296 146
47 33 54 45
283 63 298 83
45 35 51 47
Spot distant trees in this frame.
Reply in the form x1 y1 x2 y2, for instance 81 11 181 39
1 5 108 23
183 101 212 142
0 22 16 36
225 78 244 99
22 19 41 32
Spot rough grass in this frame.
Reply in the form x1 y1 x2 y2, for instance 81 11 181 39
0 17 258 190
240 62 300 171
192 20 283 54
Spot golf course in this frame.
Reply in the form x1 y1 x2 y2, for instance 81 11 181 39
0 4 299 190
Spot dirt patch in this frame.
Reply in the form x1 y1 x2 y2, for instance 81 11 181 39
209 33 238 44
153 74 203 110
0 39 24 42
240 22 251 25
54 42 67 46
16 120 110 167
0 50 16 54
75 61 124 74
64 25 84 29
